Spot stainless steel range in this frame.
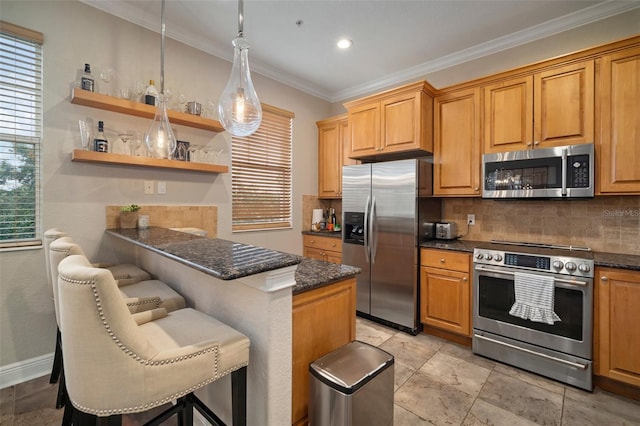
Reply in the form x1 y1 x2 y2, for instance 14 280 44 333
472 241 594 390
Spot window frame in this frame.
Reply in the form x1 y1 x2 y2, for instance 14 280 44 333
0 21 44 249
231 104 294 232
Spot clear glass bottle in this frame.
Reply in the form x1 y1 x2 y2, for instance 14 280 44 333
93 121 108 152
81 63 94 92
144 79 158 106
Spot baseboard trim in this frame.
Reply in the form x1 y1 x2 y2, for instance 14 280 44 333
0 353 53 389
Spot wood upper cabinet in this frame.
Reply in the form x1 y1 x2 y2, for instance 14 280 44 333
292 278 356 426
317 115 356 199
595 267 640 387
597 46 640 194
434 87 481 196
483 60 594 153
345 81 434 159
420 249 472 337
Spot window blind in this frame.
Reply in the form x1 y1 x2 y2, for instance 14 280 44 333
232 104 294 232
0 21 43 248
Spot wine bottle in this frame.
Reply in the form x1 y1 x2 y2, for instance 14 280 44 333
144 80 158 106
81 63 94 92
93 121 108 153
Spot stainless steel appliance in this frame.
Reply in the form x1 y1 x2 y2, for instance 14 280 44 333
482 143 594 199
342 159 441 334
435 221 457 240
472 241 594 390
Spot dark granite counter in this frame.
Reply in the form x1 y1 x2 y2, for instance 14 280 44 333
302 230 342 239
107 227 361 290
107 227 301 280
293 258 360 295
420 239 640 271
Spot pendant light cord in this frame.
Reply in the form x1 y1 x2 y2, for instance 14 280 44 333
237 0 244 38
160 0 166 95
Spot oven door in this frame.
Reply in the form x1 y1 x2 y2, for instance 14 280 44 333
473 264 592 359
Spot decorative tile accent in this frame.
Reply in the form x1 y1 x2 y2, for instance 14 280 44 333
106 205 217 237
442 196 640 254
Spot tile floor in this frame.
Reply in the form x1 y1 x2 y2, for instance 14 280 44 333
1 317 639 425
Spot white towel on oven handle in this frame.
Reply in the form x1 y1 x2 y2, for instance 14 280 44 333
509 271 561 325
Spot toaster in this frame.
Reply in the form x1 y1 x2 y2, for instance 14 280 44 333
435 222 458 240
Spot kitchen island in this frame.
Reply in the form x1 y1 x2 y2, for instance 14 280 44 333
105 227 360 426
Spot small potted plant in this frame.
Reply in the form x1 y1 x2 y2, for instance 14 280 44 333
119 204 141 229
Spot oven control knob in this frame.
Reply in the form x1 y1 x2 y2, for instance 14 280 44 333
552 260 564 270
565 262 577 272
475 253 484 260
493 254 502 262
578 264 591 273
485 254 493 261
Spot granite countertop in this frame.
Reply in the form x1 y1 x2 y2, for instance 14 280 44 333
107 227 301 280
302 230 342 239
293 258 360 295
107 227 360 291
420 239 640 271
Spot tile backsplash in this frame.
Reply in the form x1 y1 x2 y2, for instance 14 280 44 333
302 195 342 231
442 196 640 255
106 205 217 237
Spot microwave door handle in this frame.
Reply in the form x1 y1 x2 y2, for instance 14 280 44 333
474 266 588 287
364 195 371 263
561 148 568 196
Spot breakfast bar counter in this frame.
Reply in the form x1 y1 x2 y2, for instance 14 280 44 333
105 227 360 425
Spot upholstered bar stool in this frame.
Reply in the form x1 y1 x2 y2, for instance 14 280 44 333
57 254 250 426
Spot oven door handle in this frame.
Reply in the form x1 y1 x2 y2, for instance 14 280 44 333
474 334 589 370
474 265 588 287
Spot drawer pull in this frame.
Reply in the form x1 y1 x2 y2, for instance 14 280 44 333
601 276 608 282
440 259 445 263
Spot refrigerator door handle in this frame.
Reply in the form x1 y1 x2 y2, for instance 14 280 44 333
370 195 377 264
363 195 371 263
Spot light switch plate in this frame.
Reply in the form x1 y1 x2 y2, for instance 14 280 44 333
157 181 166 194
144 180 154 194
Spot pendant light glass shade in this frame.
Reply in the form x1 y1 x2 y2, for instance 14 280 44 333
144 94 176 159
218 36 262 137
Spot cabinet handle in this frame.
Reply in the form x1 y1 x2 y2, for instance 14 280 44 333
527 142 532 146
310 240 315 244
331 243 336 247
474 186 479 192
534 140 540 145
601 276 608 282
462 277 467 282
440 259 445 263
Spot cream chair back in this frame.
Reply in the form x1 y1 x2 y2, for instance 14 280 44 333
57 254 159 413
44 228 67 303
48 237 85 327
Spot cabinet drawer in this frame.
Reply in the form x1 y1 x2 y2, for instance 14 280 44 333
303 235 342 253
421 248 470 272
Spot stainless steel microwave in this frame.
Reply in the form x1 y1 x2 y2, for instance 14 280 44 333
482 143 594 199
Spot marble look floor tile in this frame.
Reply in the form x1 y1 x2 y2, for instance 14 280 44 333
492 362 566 395
356 318 395 347
561 394 640 426
379 331 444 371
394 404 430 425
394 362 416 391
563 387 640 424
439 342 496 370
395 371 476 425
419 352 491 398
462 398 541 426
478 370 564 426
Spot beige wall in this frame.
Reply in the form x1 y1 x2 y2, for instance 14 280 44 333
0 0 329 368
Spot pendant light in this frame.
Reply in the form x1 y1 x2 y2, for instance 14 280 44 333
218 0 262 137
144 0 177 159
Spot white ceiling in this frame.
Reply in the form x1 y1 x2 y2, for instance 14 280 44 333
80 0 640 103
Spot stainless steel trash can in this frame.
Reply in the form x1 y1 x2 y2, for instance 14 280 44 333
309 340 394 426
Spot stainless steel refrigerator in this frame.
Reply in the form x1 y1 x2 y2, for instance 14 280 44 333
342 158 442 334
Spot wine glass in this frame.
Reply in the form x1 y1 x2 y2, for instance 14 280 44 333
117 132 133 155
99 65 116 96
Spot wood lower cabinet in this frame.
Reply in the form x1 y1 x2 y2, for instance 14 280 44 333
303 235 342 264
344 81 434 159
595 267 640 388
597 45 640 194
434 87 481 196
483 60 594 153
420 249 471 337
292 278 356 426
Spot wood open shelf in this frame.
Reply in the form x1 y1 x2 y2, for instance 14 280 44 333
71 88 225 132
71 149 228 174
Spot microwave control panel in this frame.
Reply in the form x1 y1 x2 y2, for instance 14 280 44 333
567 154 590 188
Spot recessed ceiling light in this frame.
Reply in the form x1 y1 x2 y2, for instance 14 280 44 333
337 39 353 49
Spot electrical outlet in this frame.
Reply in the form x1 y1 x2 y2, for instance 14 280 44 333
157 181 166 195
144 180 154 195
467 214 475 225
